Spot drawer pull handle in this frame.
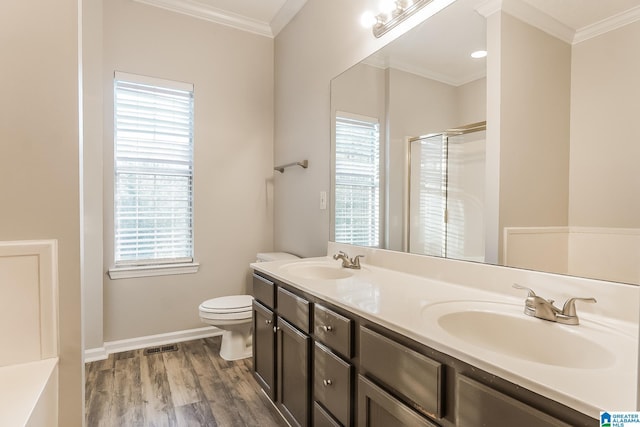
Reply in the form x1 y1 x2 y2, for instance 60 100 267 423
321 325 334 332
323 379 333 387
265 319 272 325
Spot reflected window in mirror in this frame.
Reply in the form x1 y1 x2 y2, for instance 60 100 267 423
334 113 381 247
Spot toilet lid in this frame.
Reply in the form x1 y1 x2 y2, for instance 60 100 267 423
200 295 253 313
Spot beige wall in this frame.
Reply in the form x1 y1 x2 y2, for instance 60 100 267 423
569 20 640 228
330 63 386 121
0 0 82 424
457 77 487 125
493 12 571 262
100 0 275 342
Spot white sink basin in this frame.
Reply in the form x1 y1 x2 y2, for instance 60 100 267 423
281 261 355 280
422 301 618 369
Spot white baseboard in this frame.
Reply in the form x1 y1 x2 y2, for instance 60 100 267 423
84 347 108 363
84 326 222 363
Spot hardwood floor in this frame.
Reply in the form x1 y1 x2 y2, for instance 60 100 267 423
85 337 288 427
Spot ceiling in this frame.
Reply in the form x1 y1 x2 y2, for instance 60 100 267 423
133 0 307 37
136 0 640 81
364 0 640 86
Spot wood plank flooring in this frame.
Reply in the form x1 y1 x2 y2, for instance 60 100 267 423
85 337 288 427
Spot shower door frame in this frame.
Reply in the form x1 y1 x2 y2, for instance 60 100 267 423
405 121 486 256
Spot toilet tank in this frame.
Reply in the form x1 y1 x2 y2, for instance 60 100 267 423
256 252 300 262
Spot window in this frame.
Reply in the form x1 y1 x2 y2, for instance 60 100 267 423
112 72 195 273
334 113 381 247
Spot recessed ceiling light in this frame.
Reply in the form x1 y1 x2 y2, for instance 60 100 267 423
471 50 487 59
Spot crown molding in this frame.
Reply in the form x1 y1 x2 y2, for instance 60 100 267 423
270 0 307 36
574 4 640 44
476 0 574 43
501 0 574 44
362 56 486 87
134 0 274 37
475 0 502 18
478 0 640 45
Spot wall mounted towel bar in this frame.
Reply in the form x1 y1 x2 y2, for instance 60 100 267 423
274 160 308 173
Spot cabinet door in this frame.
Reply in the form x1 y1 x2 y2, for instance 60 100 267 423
357 376 438 427
277 317 311 427
253 301 276 400
456 375 572 427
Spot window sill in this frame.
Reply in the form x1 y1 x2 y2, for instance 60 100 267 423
108 262 200 280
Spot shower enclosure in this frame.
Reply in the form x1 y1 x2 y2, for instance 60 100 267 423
408 122 486 262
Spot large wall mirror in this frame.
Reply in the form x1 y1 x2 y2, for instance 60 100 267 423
331 0 640 285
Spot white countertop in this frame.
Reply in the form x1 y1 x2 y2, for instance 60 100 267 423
251 254 638 419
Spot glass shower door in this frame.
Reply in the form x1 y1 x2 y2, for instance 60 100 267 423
408 127 486 262
409 134 448 257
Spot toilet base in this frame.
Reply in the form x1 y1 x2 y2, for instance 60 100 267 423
219 328 252 361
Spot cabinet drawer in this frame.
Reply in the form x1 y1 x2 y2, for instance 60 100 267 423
277 287 310 333
252 273 275 308
314 343 352 426
359 327 443 419
357 375 438 427
456 376 571 427
314 402 341 427
314 304 353 358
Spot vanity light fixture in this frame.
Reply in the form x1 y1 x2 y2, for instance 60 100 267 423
361 0 454 38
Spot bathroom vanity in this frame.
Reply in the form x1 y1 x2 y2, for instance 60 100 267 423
250 243 638 427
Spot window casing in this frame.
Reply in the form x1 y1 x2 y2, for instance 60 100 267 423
113 72 195 269
334 113 381 247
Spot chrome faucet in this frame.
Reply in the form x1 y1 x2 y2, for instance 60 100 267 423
513 284 596 325
332 251 364 269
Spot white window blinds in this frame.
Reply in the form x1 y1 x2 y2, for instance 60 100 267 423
334 114 380 247
114 72 194 265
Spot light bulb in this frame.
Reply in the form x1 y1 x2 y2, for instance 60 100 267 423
379 0 397 14
360 10 378 28
471 50 487 59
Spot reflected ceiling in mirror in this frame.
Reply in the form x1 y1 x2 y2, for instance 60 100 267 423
364 0 486 86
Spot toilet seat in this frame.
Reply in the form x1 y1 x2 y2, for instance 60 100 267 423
199 295 253 321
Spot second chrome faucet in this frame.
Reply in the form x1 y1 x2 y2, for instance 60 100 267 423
513 284 596 325
333 251 364 269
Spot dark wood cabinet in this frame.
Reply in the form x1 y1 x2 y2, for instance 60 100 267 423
357 375 438 427
251 271 596 427
252 301 275 400
277 317 311 427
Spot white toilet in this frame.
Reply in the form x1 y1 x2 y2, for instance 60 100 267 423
199 252 299 361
